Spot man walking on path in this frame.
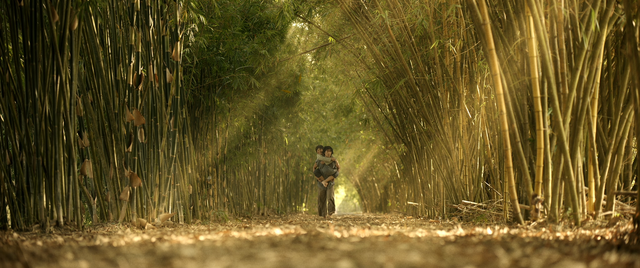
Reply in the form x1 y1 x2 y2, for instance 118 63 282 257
313 145 340 217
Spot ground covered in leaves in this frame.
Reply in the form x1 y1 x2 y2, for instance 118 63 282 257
1 213 640 268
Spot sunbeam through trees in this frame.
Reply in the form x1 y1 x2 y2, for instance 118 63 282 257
1 0 640 252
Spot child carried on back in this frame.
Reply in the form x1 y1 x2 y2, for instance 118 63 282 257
313 145 340 187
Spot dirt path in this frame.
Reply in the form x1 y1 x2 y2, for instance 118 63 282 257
1 213 639 268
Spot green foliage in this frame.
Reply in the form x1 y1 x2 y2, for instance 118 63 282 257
183 0 295 98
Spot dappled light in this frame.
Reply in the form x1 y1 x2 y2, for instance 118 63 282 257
2 214 639 267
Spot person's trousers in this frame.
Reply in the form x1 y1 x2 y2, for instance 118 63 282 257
317 182 335 216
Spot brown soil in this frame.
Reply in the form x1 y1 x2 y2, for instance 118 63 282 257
1 213 639 268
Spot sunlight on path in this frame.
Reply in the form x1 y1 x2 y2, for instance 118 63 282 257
1 214 639 268
335 184 362 215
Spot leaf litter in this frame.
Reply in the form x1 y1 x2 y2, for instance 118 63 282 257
1 213 639 268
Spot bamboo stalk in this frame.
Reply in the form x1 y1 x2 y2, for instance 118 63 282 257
526 0 581 226
526 5 544 198
469 0 524 224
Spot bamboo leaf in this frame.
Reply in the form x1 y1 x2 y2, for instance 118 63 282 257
172 42 181 61
166 68 174 83
130 172 142 188
69 9 78 31
49 3 59 23
136 73 145 90
158 212 176 224
126 106 135 122
132 73 139 88
138 128 146 143
78 136 84 149
119 186 130 201
135 218 147 229
83 132 90 148
133 108 146 126
126 132 134 152
80 159 93 178
76 96 83 116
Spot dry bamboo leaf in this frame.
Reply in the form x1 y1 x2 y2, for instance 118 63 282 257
50 4 59 23
162 220 174 227
166 68 173 83
82 131 89 148
145 223 156 230
70 15 79 31
80 159 93 178
133 108 146 126
119 186 130 201
126 106 135 122
171 42 180 61
118 202 127 223
126 132 134 152
130 172 142 188
158 212 176 224
77 131 85 148
124 167 131 178
136 218 147 229
138 127 146 143
136 73 145 90
132 73 139 88
75 96 83 116
78 136 84 149
69 9 78 31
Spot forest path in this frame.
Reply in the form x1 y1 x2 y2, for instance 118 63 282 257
1 213 639 268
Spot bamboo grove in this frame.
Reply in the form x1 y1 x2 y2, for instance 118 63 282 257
1 0 640 229
338 0 639 226
0 0 319 230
